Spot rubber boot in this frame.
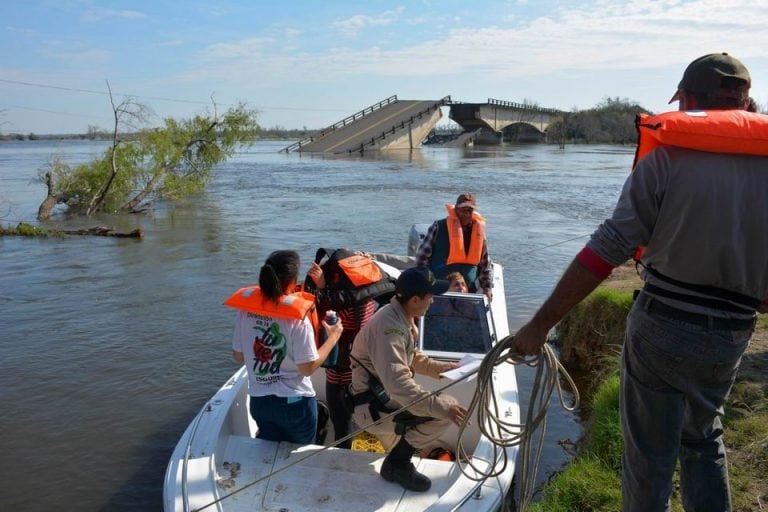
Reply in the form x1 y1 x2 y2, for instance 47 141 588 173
380 437 431 492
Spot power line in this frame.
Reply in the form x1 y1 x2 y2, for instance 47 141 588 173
0 78 349 112
0 78 219 106
0 103 106 120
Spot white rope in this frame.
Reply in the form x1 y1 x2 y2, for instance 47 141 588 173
455 334 580 512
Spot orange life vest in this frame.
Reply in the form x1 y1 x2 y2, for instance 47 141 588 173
444 204 486 265
632 109 768 261
311 248 395 302
223 285 320 343
633 110 768 169
335 253 382 286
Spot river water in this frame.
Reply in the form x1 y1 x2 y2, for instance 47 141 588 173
0 139 633 511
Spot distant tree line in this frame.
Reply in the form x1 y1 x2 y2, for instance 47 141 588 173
0 124 317 142
546 97 652 146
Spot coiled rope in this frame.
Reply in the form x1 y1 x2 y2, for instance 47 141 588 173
456 335 579 512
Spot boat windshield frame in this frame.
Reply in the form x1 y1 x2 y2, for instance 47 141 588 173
418 291 496 358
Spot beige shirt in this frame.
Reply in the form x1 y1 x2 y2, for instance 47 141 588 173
349 296 455 419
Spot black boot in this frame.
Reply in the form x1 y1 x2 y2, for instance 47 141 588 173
380 437 431 492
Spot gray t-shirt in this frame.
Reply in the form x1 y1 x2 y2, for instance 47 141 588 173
587 146 768 315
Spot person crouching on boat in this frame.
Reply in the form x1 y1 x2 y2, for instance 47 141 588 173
226 250 343 444
348 266 467 492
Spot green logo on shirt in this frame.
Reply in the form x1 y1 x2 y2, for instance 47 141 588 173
252 322 287 376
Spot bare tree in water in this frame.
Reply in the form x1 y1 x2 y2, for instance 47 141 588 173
38 83 258 220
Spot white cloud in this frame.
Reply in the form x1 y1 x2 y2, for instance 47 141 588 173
5 26 38 37
199 37 274 60
178 0 768 101
156 40 184 47
81 9 146 22
42 49 113 66
332 6 406 37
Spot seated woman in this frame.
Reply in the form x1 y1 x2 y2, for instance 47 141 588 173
227 250 343 444
445 271 469 293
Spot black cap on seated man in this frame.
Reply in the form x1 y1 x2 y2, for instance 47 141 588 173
395 266 449 299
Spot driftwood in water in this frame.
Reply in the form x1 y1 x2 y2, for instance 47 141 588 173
61 226 144 238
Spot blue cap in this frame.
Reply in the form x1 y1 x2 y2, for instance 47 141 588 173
396 267 449 299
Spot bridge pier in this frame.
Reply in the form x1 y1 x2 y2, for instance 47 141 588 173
473 128 503 145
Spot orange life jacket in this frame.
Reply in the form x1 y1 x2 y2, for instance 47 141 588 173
311 248 395 302
633 110 768 169
632 109 768 261
223 285 320 344
335 253 382 286
444 204 486 265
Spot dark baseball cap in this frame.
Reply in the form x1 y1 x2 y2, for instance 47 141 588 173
396 267 449 298
668 52 751 103
455 193 476 209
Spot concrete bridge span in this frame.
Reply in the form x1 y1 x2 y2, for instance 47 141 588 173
449 99 563 144
281 96 564 153
282 96 449 154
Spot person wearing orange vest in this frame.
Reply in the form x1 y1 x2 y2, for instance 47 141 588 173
304 249 390 448
415 193 492 301
513 53 768 512
225 250 343 444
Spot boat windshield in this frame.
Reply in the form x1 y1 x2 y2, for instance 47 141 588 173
418 292 493 355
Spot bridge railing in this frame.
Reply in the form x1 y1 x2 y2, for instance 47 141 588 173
348 96 451 155
281 95 399 153
487 98 563 115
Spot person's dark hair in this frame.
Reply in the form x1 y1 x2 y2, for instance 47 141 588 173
259 250 300 302
747 97 759 113
688 77 750 109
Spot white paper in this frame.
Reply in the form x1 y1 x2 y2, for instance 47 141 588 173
440 353 485 382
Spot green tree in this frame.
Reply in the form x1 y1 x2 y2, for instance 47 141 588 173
38 88 258 219
546 97 650 145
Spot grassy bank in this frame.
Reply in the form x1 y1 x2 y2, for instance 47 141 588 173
528 265 768 511
0 222 54 237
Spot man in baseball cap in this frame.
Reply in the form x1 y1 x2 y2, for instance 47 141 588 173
348 265 464 492
514 51 762 511
415 192 493 301
668 52 751 109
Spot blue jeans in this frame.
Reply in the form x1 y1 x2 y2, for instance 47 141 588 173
621 296 752 512
249 395 318 444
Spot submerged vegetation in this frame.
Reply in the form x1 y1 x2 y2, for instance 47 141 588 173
35 86 259 220
529 268 768 511
0 222 142 238
0 222 55 237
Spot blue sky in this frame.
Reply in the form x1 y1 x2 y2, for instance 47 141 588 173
2 0 767 134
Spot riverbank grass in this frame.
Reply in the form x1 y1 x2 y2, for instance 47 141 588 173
0 222 54 237
530 281 768 511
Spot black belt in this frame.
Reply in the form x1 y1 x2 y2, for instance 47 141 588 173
636 292 755 331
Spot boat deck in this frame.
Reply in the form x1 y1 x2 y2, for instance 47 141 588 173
211 435 468 512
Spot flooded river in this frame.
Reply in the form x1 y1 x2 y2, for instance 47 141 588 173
0 139 633 510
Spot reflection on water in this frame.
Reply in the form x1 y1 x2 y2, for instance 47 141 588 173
0 139 634 510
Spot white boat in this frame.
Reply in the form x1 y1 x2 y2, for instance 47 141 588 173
164 233 520 512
